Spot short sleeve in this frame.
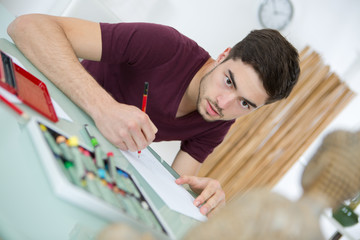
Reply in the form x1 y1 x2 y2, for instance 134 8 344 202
100 22 181 69
180 120 234 163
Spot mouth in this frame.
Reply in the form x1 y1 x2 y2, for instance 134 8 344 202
206 100 221 117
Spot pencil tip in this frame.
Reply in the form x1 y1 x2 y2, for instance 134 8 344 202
21 113 30 120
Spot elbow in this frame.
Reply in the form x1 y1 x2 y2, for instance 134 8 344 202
7 14 28 39
7 14 41 42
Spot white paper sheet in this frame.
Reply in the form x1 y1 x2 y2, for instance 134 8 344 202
51 99 73 122
121 149 207 222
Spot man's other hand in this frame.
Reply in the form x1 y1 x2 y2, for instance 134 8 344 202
175 175 226 217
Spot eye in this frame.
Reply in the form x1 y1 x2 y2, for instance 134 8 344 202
240 99 250 109
225 76 232 87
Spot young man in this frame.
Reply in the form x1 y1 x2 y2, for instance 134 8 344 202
7 14 300 216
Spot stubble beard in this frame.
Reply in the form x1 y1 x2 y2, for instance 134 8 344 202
196 71 223 122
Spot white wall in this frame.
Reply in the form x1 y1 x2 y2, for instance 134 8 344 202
2 0 359 91
289 0 360 92
0 0 70 16
0 0 120 22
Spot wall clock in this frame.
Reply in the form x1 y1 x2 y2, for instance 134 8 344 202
258 0 294 30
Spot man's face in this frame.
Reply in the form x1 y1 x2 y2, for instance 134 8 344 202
197 58 269 122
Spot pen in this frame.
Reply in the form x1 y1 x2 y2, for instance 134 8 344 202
84 124 99 148
0 93 29 120
84 124 106 168
56 135 74 161
39 124 62 156
107 152 117 181
67 136 87 180
138 82 149 157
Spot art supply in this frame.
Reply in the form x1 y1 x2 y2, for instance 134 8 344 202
39 124 62 156
84 123 99 147
35 121 167 235
85 172 102 198
80 149 98 174
63 160 82 187
0 93 29 120
39 124 73 182
107 152 117 181
0 51 58 122
0 51 16 93
67 136 86 180
115 168 141 199
84 126 118 187
97 167 112 183
138 82 149 157
0 50 58 122
56 135 73 161
84 124 106 168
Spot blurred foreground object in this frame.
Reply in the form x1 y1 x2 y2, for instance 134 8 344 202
99 130 360 240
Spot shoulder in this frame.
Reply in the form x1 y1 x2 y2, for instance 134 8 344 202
180 120 235 163
100 22 207 66
100 22 183 44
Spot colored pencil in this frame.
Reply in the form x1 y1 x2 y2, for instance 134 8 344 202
0 93 29 119
138 82 149 157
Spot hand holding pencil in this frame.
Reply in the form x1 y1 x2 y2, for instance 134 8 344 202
90 82 156 153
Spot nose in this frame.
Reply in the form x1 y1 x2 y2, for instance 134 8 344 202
217 93 237 109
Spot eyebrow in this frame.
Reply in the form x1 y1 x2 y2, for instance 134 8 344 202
228 69 258 109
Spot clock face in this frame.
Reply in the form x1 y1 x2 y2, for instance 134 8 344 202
258 0 294 30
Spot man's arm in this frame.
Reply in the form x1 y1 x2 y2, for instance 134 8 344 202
173 150 226 217
7 14 157 151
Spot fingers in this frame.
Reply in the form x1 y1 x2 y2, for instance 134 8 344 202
95 103 157 152
198 188 225 216
176 176 226 216
127 118 149 151
116 140 128 151
195 180 225 216
130 113 157 151
137 115 158 149
116 106 156 151
119 130 138 152
175 175 195 186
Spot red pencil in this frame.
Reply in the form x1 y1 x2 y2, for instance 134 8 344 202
138 82 149 157
0 93 29 119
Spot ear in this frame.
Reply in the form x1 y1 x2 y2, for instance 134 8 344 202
215 47 231 64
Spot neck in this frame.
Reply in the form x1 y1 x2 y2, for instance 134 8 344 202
176 58 215 118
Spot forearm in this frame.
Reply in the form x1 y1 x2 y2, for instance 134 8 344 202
8 14 157 152
7 14 115 120
172 150 201 176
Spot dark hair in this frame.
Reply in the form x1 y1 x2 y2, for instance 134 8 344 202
225 29 300 104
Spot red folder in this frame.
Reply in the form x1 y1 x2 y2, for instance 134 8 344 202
0 50 58 122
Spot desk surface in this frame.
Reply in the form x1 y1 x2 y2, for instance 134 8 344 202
0 7 198 239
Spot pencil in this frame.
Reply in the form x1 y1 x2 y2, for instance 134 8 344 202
141 82 149 112
0 93 29 120
138 82 149 157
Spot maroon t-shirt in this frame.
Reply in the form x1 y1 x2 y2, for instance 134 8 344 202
82 22 234 163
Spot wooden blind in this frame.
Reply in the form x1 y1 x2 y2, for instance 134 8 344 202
198 46 356 201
